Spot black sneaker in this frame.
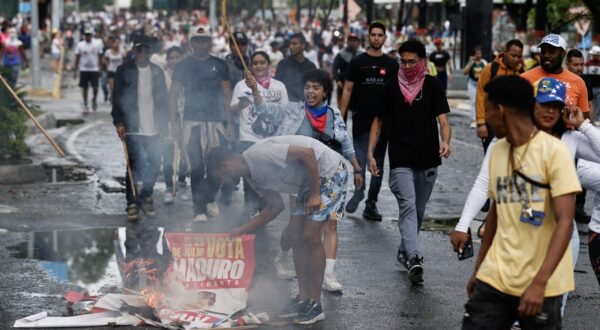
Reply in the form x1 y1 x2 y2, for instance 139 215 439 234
396 249 409 270
407 256 424 285
575 205 591 223
294 298 324 325
140 198 156 217
126 204 139 222
362 200 382 221
277 296 304 318
345 191 364 213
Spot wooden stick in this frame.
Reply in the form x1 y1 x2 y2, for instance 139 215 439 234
222 18 251 75
122 139 137 200
0 73 66 157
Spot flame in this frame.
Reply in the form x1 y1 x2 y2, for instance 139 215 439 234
140 288 165 309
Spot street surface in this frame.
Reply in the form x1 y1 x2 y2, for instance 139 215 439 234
0 75 598 328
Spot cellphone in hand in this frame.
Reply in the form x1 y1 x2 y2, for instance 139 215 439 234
457 228 474 260
238 95 251 103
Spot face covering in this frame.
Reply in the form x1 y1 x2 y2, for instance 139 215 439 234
397 58 427 106
253 69 271 89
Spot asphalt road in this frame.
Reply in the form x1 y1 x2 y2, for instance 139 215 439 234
0 98 598 329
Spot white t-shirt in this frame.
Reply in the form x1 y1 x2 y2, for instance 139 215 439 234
75 40 102 72
243 135 343 196
137 65 157 136
231 78 288 142
103 49 124 73
51 37 61 55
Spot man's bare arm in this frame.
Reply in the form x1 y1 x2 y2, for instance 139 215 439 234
339 80 354 119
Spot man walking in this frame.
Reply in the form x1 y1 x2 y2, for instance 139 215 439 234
475 39 524 152
429 38 453 93
169 25 232 222
521 34 590 117
207 135 348 325
339 22 399 221
332 33 362 107
275 33 316 102
463 75 580 329
74 28 103 112
368 39 451 285
111 37 169 221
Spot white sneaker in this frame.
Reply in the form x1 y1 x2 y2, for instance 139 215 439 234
178 186 189 201
194 214 208 222
207 202 220 217
164 192 174 204
274 253 296 279
469 121 477 129
595 120 600 127
322 272 343 292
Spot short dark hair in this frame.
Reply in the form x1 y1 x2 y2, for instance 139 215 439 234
290 33 307 44
566 49 584 62
166 46 183 57
484 75 534 116
206 146 237 174
251 50 271 64
368 22 387 34
302 69 333 104
505 39 524 51
398 39 426 59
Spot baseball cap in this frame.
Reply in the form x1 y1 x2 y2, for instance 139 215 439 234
231 31 248 44
190 25 212 39
534 77 566 106
84 27 94 35
590 45 600 56
434 38 442 45
133 35 151 49
347 32 359 40
538 34 567 51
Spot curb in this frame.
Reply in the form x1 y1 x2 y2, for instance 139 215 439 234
0 163 47 184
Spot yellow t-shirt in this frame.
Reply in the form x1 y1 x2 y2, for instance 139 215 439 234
476 132 581 297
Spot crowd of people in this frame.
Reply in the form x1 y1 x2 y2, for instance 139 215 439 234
2 8 600 328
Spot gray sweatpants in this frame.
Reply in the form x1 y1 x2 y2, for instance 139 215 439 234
389 167 438 260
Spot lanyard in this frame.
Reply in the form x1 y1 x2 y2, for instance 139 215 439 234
508 128 538 196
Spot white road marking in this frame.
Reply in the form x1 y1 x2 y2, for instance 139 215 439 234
65 120 102 163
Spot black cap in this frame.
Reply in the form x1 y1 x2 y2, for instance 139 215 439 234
133 35 151 49
232 31 248 45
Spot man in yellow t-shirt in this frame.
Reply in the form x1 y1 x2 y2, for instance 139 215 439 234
462 76 581 329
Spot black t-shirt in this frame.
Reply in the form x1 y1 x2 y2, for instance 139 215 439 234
378 75 450 170
345 52 399 136
173 55 229 122
429 51 451 71
275 57 316 102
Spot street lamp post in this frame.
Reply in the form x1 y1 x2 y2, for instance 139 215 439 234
31 0 41 89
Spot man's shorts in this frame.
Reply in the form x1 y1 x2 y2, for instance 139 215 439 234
291 161 348 222
79 71 100 88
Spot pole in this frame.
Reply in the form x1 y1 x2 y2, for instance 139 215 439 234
209 0 217 30
52 0 60 31
31 0 42 89
172 140 180 196
122 140 137 200
223 18 250 74
0 73 66 157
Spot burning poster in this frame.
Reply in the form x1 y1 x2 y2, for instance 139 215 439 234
157 233 256 327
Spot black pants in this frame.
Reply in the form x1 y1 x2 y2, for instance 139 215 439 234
238 141 262 212
188 126 222 215
353 131 387 202
125 135 163 205
590 231 600 287
463 280 562 330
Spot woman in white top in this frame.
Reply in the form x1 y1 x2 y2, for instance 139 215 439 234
50 30 62 73
230 51 289 216
452 77 600 315
103 37 125 103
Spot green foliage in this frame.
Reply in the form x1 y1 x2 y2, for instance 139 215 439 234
78 0 113 12
0 68 31 164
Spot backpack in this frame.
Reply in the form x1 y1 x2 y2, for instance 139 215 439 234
490 61 525 80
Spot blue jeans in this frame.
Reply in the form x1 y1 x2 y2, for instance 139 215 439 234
353 132 386 202
389 167 438 259
5 64 20 87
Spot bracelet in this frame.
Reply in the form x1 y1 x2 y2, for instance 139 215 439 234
353 169 362 174
477 123 486 127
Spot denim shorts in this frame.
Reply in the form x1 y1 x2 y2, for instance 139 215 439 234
291 161 348 222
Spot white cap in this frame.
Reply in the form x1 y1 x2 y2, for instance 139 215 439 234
190 25 212 39
590 45 600 56
538 34 567 51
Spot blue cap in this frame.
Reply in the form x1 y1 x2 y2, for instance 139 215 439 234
535 77 566 106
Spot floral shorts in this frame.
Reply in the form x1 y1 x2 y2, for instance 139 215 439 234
291 162 348 222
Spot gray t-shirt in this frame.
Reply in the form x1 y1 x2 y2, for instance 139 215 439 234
242 135 343 196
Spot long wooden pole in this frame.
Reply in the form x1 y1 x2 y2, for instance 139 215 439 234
0 73 66 157
172 140 179 196
122 140 137 200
